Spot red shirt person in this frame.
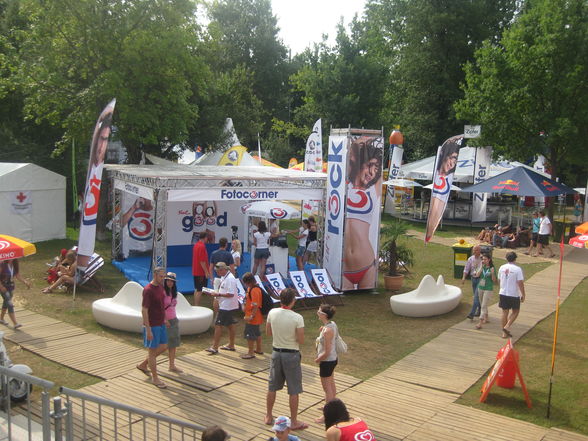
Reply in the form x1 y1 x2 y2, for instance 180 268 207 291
192 231 211 306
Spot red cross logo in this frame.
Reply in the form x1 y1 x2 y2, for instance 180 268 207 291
16 192 27 203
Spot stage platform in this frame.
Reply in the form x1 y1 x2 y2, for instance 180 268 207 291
112 252 315 293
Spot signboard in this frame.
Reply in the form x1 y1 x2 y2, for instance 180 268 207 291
472 147 492 222
114 180 154 201
120 191 154 258
168 187 322 202
10 191 32 215
464 125 481 138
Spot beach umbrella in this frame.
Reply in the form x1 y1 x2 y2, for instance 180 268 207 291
241 201 301 219
460 166 577 197
0 234 37 261
569 235 588 249
383 178 422 187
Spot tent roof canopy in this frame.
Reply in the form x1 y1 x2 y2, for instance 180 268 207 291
106 164 326 190
0 162 65 191
400 147 549 183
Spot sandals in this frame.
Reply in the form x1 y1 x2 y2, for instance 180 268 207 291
240 354 255 359
13 323 22 329
205 347 218 354
153 381 167 389
0 320 8 326
254 350 264 355
220 346 236 351
136 364 151 376
503 328 512 337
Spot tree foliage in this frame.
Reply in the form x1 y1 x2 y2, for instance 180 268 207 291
455 0 588 179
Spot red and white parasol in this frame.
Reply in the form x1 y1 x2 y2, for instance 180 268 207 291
569 234 588 249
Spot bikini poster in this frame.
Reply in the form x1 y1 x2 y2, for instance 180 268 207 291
342 135 384 290
425 135 464 243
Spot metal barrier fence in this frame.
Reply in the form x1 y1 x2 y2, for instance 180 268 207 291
1 363 205 441
0 363 54 441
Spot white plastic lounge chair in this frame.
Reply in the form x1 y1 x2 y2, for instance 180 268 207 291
92 281 213 334
389 274 462 317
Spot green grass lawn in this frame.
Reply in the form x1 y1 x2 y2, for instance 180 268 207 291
5 220 585 435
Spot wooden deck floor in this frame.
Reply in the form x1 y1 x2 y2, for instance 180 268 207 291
4 245 587 441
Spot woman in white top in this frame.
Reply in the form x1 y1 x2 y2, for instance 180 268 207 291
231 239 242 270
252 221 277 278
315 304 339 421
289 219 310 271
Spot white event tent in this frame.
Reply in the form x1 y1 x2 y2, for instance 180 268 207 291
0 163 66 242
400 147 549 183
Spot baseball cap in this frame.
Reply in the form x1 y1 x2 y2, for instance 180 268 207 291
215 262 229 270
272 416 290 432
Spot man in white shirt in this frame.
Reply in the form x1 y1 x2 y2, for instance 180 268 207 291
265 288 307 431
206 262 239 353
534 210 555 258
498 252 526 339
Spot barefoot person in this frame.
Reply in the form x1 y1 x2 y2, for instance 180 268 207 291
498 252 526 339
0 259 31 329
315 304 340 422
163 272 182 373
136 267 168 388
265 288 307 430
42 250 77 293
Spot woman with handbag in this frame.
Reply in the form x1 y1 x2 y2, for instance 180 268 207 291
315 304 341 422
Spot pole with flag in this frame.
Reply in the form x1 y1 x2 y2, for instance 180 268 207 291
75 99 116 300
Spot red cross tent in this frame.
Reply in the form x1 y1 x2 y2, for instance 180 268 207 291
0 163 66 242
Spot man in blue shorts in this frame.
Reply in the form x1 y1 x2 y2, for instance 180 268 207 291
136 267 169 388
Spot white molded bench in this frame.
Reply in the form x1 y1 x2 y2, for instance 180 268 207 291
92 281 213 334
390 275 462 317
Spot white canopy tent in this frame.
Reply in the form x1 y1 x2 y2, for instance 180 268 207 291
400 147 549 183
0 163 66 242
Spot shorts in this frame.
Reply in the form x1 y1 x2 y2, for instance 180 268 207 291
1 289 15 313
319 359 338 377
215 309 237 326
531 232 539 242
306 241 318 253
268 350 303 395
295 246 306 257
499 294 521 310
167 318 181 348
193 275 208 291
255 248 271 260
244 323 261 340
143 324 168 348
538 234 549 245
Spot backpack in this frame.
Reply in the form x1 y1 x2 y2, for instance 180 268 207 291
259 286 274 316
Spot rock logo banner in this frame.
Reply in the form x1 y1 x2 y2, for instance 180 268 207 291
77 99 116 271
304 119 322 172
425 135 464 243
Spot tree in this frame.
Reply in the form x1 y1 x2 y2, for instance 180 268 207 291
455 0 588 183
364 0 516 159
15 0 208 162
206 0 289 124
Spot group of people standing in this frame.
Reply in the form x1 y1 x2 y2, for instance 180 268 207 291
462 246 526 338
286 217 318 271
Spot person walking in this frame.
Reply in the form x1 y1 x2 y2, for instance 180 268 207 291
0 259 30 329
136 267 168 389
498 252 526 339
265 288 307 430
206 262 239 354
462 245 482 320
475 254 497 330
241 272 264 359
315 304 340 423
534 210 555 258
192 231 211 306
322 398 376 441
524 212 541 255
163 272 182 373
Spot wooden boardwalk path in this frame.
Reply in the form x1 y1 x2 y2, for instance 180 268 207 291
3 245 587 440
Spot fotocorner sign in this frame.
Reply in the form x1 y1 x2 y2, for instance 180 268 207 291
168 188 322 202
114 180 154 201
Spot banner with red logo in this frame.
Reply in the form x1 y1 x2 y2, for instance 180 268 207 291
323 135 349 290
425 135 465 242
78 99 116 270
304 119 322 172
10 191 32 214
121 192 154 258
342 135 384 291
